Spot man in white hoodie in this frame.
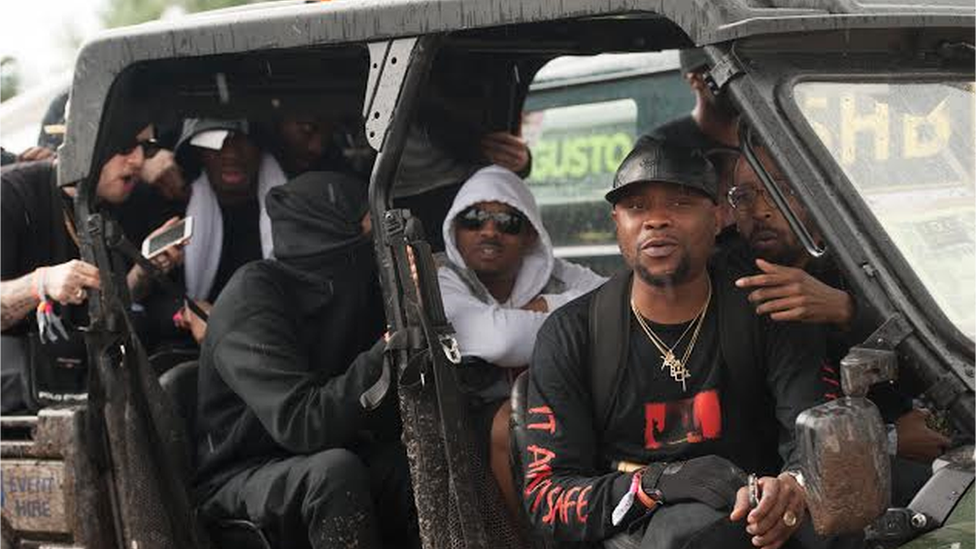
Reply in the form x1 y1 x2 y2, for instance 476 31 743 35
438 164 606 519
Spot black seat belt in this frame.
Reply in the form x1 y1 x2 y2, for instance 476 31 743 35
588 270 632 431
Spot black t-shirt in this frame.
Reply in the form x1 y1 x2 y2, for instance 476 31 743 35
608 300 724 465
209 198 263 303
1 161 82 335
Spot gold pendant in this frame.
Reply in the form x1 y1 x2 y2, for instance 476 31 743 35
661 352 690 392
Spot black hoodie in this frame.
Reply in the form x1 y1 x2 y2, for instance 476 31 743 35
193 171 390 495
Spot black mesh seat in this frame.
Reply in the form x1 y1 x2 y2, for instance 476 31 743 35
158 361 272 549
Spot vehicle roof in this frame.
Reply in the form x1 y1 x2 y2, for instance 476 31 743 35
530 51 679 90
59 0 974 184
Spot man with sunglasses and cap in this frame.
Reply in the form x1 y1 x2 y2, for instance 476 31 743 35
1 125 184 413
437 164 605 522
519 137 852 549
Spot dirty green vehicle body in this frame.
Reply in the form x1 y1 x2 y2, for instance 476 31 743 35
1 1 974 548
901 487 974 549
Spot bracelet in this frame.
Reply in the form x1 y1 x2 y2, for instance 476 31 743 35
635 483 660 509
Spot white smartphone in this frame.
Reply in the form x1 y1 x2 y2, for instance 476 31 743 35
141 217 193 259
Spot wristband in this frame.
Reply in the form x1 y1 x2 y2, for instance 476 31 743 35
612 471 642 526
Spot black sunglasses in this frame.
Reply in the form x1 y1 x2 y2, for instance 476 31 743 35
456 206 526 235
117 137 161 159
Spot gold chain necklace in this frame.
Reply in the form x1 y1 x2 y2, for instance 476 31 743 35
631 278 712 392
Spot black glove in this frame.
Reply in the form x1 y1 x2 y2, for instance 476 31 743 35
640 455 747 510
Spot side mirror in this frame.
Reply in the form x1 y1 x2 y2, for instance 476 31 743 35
795 347 895 535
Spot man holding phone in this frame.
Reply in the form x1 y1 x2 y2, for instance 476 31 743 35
0 125 184 412
167 118 288 344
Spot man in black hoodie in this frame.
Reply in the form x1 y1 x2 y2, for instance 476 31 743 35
193 171 418 549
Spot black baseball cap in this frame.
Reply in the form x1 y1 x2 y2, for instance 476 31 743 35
606 136 718 204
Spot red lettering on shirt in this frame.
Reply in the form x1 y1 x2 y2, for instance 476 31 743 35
559 486 581 524
528 478 552 513
525 444 556 512
522 442 592 525
644 389 722 449
577 485 592 522
526 444 555 473
527 406 556 434
542 486 564 524
540 483 593 525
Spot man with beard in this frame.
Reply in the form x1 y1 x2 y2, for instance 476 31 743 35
729 147 950 497
520 137 848 549
270 114 354 179
194 171 419 549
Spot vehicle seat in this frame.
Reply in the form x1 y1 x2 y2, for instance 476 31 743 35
158 361 272 549
158 361 199 484
150 347 200 377
509 371 531 488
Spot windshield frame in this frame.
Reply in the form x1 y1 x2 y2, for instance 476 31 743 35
779 70 975 355
717 30 974 418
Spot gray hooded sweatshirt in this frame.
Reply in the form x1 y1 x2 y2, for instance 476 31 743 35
438 166 606 399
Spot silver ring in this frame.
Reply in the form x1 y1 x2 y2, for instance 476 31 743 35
75 288 86 299
783 510 797 527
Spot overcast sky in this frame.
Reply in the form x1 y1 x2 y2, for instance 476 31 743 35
0 0 107 89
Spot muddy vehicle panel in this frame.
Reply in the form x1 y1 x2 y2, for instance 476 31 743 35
2 1 973 548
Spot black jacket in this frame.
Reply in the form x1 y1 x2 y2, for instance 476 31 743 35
194 247 389 494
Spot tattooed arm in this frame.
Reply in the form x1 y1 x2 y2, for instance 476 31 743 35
1 261 101 331
0 273 40 331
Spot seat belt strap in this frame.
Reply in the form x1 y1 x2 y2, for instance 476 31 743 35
589 270 632 430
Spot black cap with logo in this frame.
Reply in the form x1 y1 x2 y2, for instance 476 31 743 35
605 136 718 204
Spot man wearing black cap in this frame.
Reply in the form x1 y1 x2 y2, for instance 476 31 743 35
147 118 289 345
194 171 418 549
519 137 840 549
